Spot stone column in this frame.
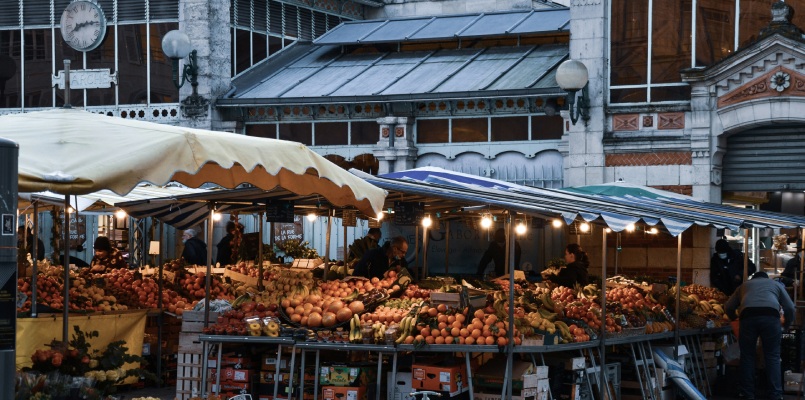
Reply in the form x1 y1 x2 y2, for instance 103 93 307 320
561 0 607 187
373 116 417 174
179 0 235 132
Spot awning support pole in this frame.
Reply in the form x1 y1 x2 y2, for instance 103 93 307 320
506 212 515 400
743 229 750 281
674 232 682 359
204 203 214 327
32 202 38 318
799 228 805 302
422 221 429 279
445 220 450 275
599 224 607 400
414 227 420 281
63 195 71 343
258 212 264 290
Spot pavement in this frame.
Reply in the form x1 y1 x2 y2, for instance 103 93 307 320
111 385 177 400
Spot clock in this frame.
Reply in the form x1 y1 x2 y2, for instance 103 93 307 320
60 0 107 52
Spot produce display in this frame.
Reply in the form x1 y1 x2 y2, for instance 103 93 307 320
17 255 732 350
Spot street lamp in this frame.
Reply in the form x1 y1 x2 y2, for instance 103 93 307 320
161 30 209 118
556 59 590 126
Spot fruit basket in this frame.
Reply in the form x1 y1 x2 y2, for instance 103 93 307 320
277 305 351 331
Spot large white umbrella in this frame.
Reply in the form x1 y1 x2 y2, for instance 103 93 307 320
1 108 387 340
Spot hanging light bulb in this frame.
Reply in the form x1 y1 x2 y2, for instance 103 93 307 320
115 209 127 219
552 219 562 228
626 224 636 232
648 227 658 234
580 222 590 233
605 228 612 233
66 206 75 214
422 215 433 228
212 212 222 221
515 222 527 235
480 215 492 229
306 212 317 222
376 211 384 221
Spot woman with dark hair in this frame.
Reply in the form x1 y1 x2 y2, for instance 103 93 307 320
90 236 127 272
546 243 590 287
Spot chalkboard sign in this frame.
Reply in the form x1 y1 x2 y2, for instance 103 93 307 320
69 214 86 249
342 210 357 227
393 201 424 226
274 214 304 243
266 200 295 223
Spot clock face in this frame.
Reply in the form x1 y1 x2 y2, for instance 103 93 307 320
60 0 107 52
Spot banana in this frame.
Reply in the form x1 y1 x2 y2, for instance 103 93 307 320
538 308 557 321
543 293 556 310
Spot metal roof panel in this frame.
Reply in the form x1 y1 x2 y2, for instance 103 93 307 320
360 18 433 42
510 10 570 34
408 14 480 40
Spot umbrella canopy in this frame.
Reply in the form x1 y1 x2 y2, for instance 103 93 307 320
0 108 385 217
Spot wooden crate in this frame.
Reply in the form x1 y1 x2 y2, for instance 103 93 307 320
178 332 204 354
175 352 204 400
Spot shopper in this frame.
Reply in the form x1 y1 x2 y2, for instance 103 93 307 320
348 227 382 260
353 236 409 279
779 239 802 288
476 228 522 278
725 270 794 400
17 226 45 261
216 221 243 266
181 228 208 266
545 243 589 287
710 238 756 296
90 236 127 272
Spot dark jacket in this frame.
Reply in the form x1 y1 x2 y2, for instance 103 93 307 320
353 242 408 279
710 249 756 296
90 248 127 271
780 255 801 286
477 240 522 277
18 237 45 261
216 233 235 266
547 260 589 288
182 237 208 266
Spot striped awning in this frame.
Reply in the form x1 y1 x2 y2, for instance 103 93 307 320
355 167 805 236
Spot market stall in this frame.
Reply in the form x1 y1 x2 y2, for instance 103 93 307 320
4 107 386 399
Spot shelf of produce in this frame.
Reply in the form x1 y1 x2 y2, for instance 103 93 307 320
396 344 500 353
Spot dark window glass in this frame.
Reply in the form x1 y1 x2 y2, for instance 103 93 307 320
653 1 692 83
351 120 378 145
416 119 448 144
739 0 769 47
651 86 691 102
116 24 148 105
246 124 277 139
253 32 268 66
233 29 252 76
491 117 528 141
0 30 20 108
611 0 648 86
452 118 488 143
610 88 647 104
531 116 564 140
315 122 348 145
696 0 734 66
279 123 312 145
20 29 51 107
149 23 180 103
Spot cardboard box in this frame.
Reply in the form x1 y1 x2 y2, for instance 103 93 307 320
208 380 251 394
522 377 550 392
473 392 524 400
522 388 549 400
474 359 535 391
387 371 416 400
208 355 253 369
785 371 803 393
701 341 716 351
262 355 289 371
564 357 586 371
321 385 366 400
522 366 549 387
319 364 376 387
412 361 468 396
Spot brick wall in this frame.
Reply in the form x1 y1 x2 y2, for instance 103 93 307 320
605 152 692 167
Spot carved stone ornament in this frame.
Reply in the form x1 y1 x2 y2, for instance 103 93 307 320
718 66 805 108
395 126 405 137
613 114 639 131
381 127 390 138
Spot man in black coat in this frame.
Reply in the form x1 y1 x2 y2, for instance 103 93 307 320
353 236 409 279
710 238 756 296
181 228 208 266
477 228 521 278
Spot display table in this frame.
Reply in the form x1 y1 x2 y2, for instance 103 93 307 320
294 342 396 400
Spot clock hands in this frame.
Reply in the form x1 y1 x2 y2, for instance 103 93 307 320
71 20 99 33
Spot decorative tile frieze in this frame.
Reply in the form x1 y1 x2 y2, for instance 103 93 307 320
612 114 639 131
642 115 654 128
658 112 685 130
606 152 692 166
718 66 805 108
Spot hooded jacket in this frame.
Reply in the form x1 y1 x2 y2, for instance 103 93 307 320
548 257 590 288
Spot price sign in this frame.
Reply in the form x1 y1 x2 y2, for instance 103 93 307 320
342 210 357 227
266 200 295 223
273 214 304 243
393 201 424 226
68 214 86 249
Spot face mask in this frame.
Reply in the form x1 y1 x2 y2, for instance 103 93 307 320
394 255 402 261
182 238 188 244
718 253 727 260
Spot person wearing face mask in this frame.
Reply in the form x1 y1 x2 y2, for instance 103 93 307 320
352 236 409 279
90 236 127 272
710 238 756 296
181 228 208 266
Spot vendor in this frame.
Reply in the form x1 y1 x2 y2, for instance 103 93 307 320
710 239 756 296
476 228 521 278
352 236 409 279
181 228 208 266
780 239 802 287
90 236 127 272
348 227 381 260
216 221 243 266
545 244 589 287
17 226 45 261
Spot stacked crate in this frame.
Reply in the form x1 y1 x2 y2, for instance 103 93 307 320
175 311 216 400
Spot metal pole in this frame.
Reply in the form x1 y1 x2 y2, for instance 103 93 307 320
32 202 38 318
506 213 515 400
258 212 264 290
204 204 213 327
798 228 805 301
599 225 607 400
414 227 420 280
324 208 333 270
445 220 450 275
62 196 71 342
674 233 682 359
743 229 749 281
156 220 163 387
422 223 429 278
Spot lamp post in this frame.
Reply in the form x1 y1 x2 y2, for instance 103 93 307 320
161 30 209 118
556 59 590 126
